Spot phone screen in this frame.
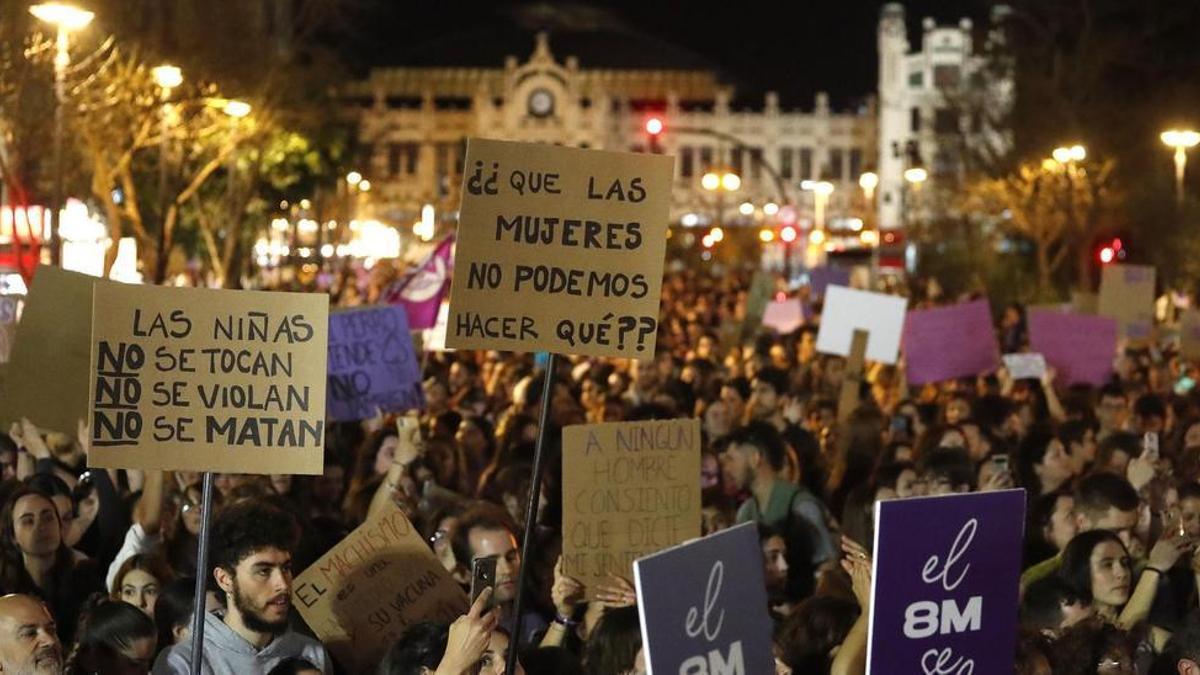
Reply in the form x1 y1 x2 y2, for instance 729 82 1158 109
470 555 497 608
1143 432 1159 461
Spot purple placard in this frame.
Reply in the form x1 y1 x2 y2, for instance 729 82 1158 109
902 299 999 385
868 490 1026 675
326 305 424 421
634 522 774 675
1028 310 1118 386
807 266 851 298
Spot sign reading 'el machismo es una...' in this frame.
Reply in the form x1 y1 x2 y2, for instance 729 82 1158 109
88 284 328 475
446 138 674 359
562 418 701 598
867 490 1026 675
293 501 467 675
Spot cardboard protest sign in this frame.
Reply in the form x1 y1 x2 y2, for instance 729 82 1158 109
816 285 907 364
293 501 468 675
0 324 12 364
634 522 774 675
87 284 328 475
420 301 453 352
1002 353 1047 381
902 299 999 384
868 490 1025 675
1099 264 1155 341
0 266 94 434
1181 309 1200 360
1028 310 1117 386
446 138 674 359
762 299 804 334
562 419 701 598
327 305 423 422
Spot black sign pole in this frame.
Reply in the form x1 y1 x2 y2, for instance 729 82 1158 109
188 471 216 675
505 352 558 674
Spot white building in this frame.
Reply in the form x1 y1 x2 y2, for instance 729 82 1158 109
876 2 1013 231
343 5 1009 252
342 32 875 243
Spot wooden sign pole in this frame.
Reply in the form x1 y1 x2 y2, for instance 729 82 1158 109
838 329 868 423
506 352 558 674
188 472 216 675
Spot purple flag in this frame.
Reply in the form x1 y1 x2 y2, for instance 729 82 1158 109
902 299 999 384
1028 310 1118 386
868 490 1026 675
384 235 454 330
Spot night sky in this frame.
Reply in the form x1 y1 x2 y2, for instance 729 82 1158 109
347 0 989 110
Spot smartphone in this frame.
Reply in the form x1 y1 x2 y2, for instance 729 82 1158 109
470 555 497 608
1143 432 1159 462
890 415 910 438
991 454 1009 474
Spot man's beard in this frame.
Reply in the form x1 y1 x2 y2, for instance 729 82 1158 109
232 578 289 636
17 644 64 675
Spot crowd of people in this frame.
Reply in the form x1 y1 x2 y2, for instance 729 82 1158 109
3 264 1200 674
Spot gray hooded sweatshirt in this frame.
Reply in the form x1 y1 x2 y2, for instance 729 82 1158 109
152 611 330 675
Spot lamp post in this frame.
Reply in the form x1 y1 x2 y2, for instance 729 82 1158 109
859 171 879 284
151 65 182 283
222 99 250 285
701 168 740 228
1161 130 1200 206
902 166 927 272
29 2 94 266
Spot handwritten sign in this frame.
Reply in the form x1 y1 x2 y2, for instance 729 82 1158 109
327 305 423 422
634 522 774 675
1028 310 1117 387
446 138 674 359
87 284 328 475
562 419 701 598
816 285 907 364
1002 353 1047 381
293 501 467 675
0 266 94 434
902 300 999 385
762 299 804 334
868 490 1025 675
1098 264 1155 341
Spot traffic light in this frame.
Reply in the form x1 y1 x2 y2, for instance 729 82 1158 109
1096 237 1124 265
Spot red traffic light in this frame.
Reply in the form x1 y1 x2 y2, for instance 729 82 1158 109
644 117 664 136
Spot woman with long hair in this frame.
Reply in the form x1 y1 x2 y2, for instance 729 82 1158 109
109 553 174 618
0 485 103 644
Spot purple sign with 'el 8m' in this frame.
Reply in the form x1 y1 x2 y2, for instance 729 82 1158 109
867 490 1026 675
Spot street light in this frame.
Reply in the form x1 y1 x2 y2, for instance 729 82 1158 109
346 171 363 187
30 2 94 266
223 99 252 119
858 171 879 202
152 64 183 283
1161 129 1200 205
903 167 928 185
152 64 183 91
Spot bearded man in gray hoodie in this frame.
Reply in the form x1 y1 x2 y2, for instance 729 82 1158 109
154 499 329 674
